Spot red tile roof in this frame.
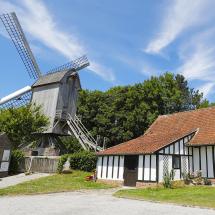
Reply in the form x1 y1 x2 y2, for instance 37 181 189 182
98 107 215 155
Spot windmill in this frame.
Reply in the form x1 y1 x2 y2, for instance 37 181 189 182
0 12 101 155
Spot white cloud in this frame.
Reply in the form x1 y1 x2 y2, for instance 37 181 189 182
143 0 215 98
144 0 212 54
89 61 115 82
176 29 215 98
178 46 215 81
198 82 215 97
0 0 115 82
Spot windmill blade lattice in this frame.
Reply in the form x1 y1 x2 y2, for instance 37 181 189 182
0 91 32 110
47 55 89 74
0 12 41 80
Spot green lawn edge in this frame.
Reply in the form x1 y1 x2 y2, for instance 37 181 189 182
0 170 116 196
114 186 215 209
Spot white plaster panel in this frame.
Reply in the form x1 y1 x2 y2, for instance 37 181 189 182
193 147 200 171
189 156 193 172
138 155 143 180
164 147 169 154
170 145 173 154
118 156 124 180
158 155 163 182
144 155 150 181
174 142 179 154
159 149 164 153
102 156 107 179
184 146 188 155
151 155 156 181
184 137 188 143
107 156 113 179
113 156 119 180
96 157 102 179
179 140 184 154
207 147 214 178
200 147 207 177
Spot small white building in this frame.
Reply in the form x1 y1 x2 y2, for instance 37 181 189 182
96 107 215 186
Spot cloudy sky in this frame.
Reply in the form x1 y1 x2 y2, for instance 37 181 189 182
1 0 215 101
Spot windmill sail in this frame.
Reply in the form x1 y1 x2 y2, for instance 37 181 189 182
0 12 41 79
0 86 32 110
47 55 89 74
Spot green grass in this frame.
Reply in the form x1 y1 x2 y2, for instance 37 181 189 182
0 171 115 196
114 186 215 209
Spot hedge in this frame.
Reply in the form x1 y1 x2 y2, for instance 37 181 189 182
69 151 97 172
9 149 24 174
57 154 69 173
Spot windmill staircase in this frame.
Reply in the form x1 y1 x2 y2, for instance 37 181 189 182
66 114 102 151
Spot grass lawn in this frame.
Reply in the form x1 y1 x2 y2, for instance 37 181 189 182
0 170 115 196
114 186 215 209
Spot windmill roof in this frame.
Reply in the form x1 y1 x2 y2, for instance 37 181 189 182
97 106 215 155
32 70 76 87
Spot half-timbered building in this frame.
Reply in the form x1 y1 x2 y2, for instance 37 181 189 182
96 107 215 186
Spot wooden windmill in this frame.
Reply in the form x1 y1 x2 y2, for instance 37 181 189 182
0 12 101 155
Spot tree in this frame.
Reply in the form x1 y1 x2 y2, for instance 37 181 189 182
0 105 49 149
60 136 84 154
77 72 210 148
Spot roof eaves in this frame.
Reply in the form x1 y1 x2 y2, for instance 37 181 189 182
153 129 198 153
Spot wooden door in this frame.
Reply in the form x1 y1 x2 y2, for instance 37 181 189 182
124 155 138 186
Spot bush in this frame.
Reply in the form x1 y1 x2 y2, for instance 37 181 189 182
9 150 24 174
69 151 97 172
57 154 69 173
171 180 185 188
182 172 191 185
203 178 212 185
163 169 175 188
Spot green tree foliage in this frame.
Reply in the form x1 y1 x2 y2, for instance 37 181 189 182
77 72 210 148
0 105 49 149
60 136 84 154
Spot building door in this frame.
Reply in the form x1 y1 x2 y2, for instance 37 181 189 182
124 155 138 186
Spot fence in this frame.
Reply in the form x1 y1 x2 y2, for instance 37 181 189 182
20 156 60 173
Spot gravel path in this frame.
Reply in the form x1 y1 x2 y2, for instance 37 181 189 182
0 173 50 188
0 189 214 215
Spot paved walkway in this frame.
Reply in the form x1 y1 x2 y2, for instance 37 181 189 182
0 189 214 215
0 173 50 188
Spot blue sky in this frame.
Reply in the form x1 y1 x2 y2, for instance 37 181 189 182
1 0 215 101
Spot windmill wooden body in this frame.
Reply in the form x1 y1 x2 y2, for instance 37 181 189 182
0 12 101 155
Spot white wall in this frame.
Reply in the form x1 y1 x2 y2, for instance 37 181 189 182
138 155 157 182
207 146 214 178
138 155 143 180
96 155 124 180
192 146 215 178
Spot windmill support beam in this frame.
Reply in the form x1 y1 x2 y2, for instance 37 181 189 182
0 86 32 105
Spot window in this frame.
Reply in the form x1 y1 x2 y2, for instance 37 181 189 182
172 155 180 169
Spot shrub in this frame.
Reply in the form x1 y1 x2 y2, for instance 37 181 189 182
182 172 191 185
69 151 97 172
9 150 24 174
163 169 175 188
57 154 69 173
203 178 212 185
192 170 203 185
171 180 185 188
